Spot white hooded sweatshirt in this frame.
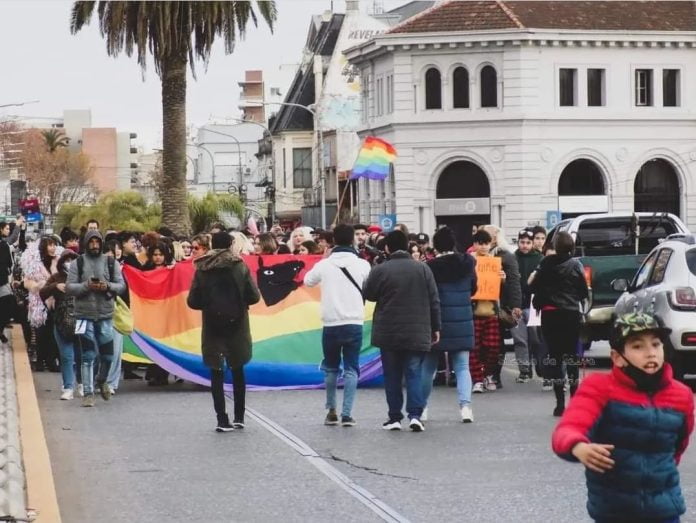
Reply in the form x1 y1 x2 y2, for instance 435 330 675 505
304 251 371 327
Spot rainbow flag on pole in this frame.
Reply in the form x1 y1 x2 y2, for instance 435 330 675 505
349 136 397 181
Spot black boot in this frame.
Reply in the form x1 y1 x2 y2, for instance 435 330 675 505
569 381 578 398
553 383 566 417
216 413 233 432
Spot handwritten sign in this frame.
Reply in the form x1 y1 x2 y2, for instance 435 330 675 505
471 256 502 301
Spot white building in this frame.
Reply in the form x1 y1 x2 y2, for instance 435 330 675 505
269 1 434 227
346 0 696 245
187 123 268 218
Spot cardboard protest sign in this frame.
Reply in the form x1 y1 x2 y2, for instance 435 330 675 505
471 256 502 301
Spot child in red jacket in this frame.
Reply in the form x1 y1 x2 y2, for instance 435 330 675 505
552 312 694 522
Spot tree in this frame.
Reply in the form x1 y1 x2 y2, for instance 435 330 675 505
41 129 70 152
56 191 161 232
70 1 277 236
21 129 95 216
56 190 243 234
188 193 244 234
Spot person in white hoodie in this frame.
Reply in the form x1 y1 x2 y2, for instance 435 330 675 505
304 224 371 427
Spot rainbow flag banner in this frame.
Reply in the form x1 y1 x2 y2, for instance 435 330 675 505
122 256 383 390
349 136 397 181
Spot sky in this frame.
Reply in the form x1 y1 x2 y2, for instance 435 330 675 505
0 0 407 151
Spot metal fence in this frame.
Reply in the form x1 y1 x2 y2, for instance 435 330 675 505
0 335 28 521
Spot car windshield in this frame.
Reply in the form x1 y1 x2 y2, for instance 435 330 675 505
574 217 679 256
687 249 696 276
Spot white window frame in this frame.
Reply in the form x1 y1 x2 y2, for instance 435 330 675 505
662 68 681 107
635 68 653 107
558 67 578 107
586 68 606 107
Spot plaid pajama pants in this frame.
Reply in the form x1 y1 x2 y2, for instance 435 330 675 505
471 316 502 384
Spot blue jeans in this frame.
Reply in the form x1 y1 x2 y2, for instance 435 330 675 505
422 350 471 407
380 349 425 421
77 319 114 395
321 324 362 418
107 330 123 391
53 326 77 390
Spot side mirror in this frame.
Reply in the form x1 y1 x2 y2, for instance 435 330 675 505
611 278 629 292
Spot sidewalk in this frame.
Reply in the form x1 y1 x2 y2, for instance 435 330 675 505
5 325 61 523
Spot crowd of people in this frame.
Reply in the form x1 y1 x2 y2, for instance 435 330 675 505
1 215 694 522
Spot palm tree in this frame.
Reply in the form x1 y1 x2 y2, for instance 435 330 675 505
188 193 244 234
41 129 69 152
70 1 277 235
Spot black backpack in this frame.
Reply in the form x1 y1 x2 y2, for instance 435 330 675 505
204 268 244 334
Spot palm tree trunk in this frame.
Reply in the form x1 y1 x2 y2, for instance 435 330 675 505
160 51 191 235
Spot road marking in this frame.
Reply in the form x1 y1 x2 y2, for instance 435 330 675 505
245 407 411 523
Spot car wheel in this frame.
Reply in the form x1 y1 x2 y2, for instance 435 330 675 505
665 340 686 383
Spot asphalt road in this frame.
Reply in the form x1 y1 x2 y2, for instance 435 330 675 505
35 363 696 523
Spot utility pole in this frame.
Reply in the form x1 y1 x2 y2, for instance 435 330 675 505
316 111 326 229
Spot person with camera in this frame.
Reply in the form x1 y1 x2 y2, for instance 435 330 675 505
66 230 126 407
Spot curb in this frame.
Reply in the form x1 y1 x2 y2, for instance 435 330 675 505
11 325 62 523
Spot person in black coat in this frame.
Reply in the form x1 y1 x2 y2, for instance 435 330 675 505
423 227 477 423
529 231 588 416
363 230 440 432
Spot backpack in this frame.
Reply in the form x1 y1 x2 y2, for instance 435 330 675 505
77 255 116 298
204 268 244 334
54 293 76 341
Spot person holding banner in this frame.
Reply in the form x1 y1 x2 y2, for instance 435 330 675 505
470 230 502 393
481 225 522 390
364 230 440 433
530 231 588 416
187 232 260 432
304 224 371 427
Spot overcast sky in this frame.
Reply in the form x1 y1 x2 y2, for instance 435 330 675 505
0 0 406 151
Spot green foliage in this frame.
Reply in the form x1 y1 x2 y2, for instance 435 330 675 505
188 193 244 234
56 191 161 232
55 191 244 235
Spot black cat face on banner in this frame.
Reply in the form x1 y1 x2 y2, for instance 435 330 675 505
256 258 306 307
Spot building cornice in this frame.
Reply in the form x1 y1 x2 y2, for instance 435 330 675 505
344 28 696 63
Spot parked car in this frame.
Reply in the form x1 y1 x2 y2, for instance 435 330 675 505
612 234 696 380
546 212 688 342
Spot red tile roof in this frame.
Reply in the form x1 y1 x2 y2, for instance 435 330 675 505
389 1 696 33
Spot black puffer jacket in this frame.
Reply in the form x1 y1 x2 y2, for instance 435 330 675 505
497 249 522 310
363 251 441 352
530 254 588 311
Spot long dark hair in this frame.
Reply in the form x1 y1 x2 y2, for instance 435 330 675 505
147 240 173 266
57 250 78 276
38 236 57 272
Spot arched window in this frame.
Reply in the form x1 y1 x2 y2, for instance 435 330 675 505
425 68 442 109
635 159 680 216
480 65 498 108
559 159 606 196
452 67 469 108
436 161 490 199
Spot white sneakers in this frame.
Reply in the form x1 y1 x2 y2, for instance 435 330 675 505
60 388 74 401
75 384 84 397
409 418 425 432
472 382 485 393
460 405 474 423
484 376 497 391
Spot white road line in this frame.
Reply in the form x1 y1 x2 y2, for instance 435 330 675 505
245 407 411 523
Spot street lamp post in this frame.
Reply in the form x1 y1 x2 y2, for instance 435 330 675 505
198 127 244 191
209 118 275 223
